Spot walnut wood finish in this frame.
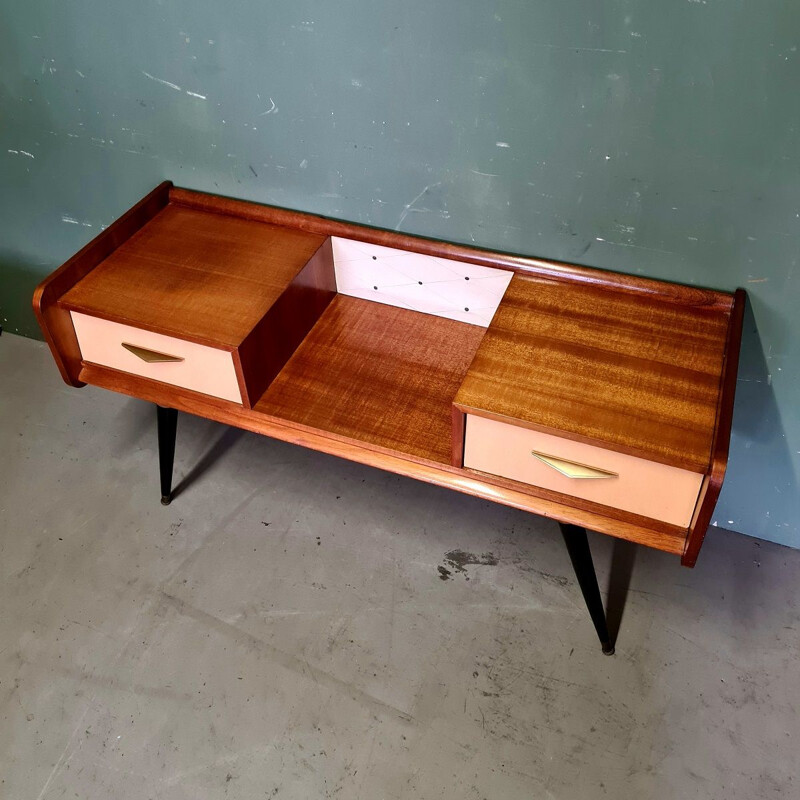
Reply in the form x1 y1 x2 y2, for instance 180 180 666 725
60 203 326 348
76 361 688 556
454 274 732 473
32 181 172 386
235 237 336 406
255 296 487 464
682 288 746 566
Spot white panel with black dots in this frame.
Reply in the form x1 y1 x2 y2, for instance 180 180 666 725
331 237 513 327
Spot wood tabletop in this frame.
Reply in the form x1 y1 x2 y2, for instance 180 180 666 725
256 295 486 464
60 203 326 348
454 274 732 472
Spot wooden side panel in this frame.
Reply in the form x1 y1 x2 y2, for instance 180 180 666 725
32 182 172 385
237 238 337 406
682 288 747 566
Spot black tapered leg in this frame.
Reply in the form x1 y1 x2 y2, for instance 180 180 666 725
559 523 614 655
157 405 178 506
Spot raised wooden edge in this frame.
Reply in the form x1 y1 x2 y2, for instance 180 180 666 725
32 181 173 386
682 288 747 567
77 361 687 556
236 238 337 407
169 186 734 312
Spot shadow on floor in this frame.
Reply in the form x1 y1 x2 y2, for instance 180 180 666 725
172 426 245 501
605 538 638 647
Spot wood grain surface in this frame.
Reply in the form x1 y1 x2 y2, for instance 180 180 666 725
60 203 326 347
455 274 732 472
255 295 487 464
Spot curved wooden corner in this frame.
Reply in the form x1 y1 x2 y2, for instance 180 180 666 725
32 181 172 386
682 288 747 567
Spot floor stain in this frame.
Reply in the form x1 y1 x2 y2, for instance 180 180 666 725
439 549 498 579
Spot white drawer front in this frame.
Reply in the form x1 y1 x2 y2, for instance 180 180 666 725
463 414 703 527
71 312 242 403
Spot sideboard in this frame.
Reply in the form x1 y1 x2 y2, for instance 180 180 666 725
33 182 745 653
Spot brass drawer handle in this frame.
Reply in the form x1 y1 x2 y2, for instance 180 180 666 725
121 342 184 363
531 451 618 479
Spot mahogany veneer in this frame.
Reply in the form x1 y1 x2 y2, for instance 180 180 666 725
454 274 730 472
33 182 745 568
57 195 334 406
60 203 327 347
256 295 486 464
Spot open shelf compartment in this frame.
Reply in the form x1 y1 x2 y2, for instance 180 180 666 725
255 294 488 465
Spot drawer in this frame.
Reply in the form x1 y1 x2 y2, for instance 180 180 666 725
463 414 703 527
70 312 242 403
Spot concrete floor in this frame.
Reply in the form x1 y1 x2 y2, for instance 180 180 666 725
1 332 799 800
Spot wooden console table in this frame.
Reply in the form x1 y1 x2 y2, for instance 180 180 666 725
33 182 745 654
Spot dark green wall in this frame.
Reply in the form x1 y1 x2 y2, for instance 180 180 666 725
2 1 798 548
